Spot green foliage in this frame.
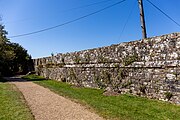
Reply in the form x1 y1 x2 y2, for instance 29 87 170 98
24 75 180 120
102 71 111 84
41 62 65 68
56 63 65 68
69 68 77 80
122 80 132 88
0 82 34 120
165 92 173 101
94 71 112 89
45 63 55 68
69 68 82 86
124 54 138 66
117 68 129 81
94 74 106 89
0 25 9 44
84 54 90 63
0 77 7 82
74 55 81 64
114 63 119 68
0 23 32 76
37 64 43 68
44 56 65 68
97 55 108 63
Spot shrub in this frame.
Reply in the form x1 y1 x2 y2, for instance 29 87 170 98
94 75 106 89
124 54 138 66
122 81 132 88
38 64 43 68
74 55 81 64
56 63 65 68
45 63 55 68
84 54 91 63
97 55 108 63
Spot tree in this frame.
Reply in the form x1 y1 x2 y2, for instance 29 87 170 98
9 43 32 74
0 23 32 76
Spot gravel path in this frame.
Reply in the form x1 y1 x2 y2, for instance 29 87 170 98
7 77 104 120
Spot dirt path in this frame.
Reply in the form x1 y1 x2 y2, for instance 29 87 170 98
6 77 104 120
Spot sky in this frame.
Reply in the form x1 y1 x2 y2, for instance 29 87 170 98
0 0 180 58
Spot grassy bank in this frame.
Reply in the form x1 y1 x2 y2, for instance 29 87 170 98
0 80 34 120
23 74 180 120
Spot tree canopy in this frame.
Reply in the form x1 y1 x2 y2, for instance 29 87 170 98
0 24 33 76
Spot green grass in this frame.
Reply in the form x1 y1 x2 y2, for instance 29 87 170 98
23 74 180 120
0 80 34 120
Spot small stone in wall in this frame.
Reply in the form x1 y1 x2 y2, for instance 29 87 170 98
166 74 176 80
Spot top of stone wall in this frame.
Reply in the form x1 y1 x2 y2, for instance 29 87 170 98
40 32 179 57
34 32 180 66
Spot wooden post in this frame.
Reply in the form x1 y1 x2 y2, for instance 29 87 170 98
138 0 147 39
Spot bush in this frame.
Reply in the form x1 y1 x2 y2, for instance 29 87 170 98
124 54 138 66
0 77 7 82
38 64 43 68
45 63 55 68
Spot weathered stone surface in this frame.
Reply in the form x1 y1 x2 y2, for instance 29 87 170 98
33 33 180 104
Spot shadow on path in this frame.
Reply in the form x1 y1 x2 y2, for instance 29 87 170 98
3 76 45 82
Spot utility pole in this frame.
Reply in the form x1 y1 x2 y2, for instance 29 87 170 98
138 0 147 39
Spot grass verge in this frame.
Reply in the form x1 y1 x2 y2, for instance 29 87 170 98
0 79 34 120
23 74 180 120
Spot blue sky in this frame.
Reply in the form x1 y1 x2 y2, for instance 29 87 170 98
0 0 180 58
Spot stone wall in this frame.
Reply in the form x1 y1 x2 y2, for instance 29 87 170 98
34 33 180 104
